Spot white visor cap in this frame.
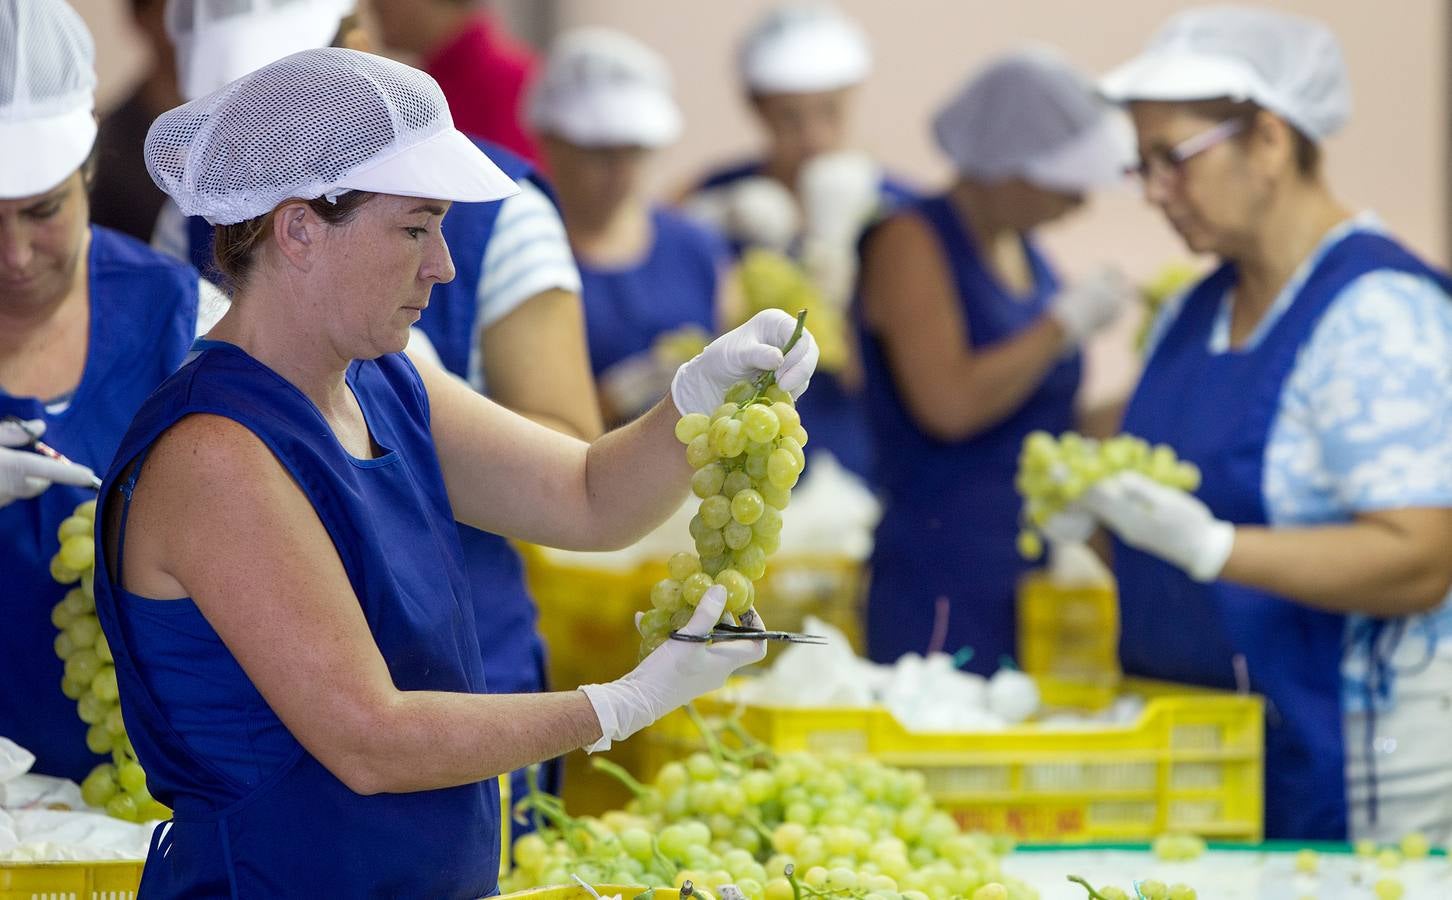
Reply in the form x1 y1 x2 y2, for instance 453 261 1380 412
739 4 871 94
528 27 682 148
933 48 1132 193
1100 6 1350 141
167 0 356 102
145 48 519 226
0 0 98 199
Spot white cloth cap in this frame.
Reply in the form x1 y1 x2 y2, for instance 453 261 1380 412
0 0 97 198
1099 6 1350 140
145 48 519 225
933 48 1132 193
527 27 681 148
739 3 871 94
167 0 355 102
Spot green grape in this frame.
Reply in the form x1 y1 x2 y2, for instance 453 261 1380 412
731 489 765 525
756 531 781 555
722 470 753 498
1374 879 1405 900
86 722 114 754
1138 880 1168 900
681 573 715 607
787 425 809 447
59 535 94 572
675 413 711 445
778 437 805 471
764 384 791 404
733 545 767 580
668 552 702 581
971 885 1007 900
1294 848 1318 873
725 382 755 405
105 706 127 737
95 632 113 664
1016 531 1043 561
687 434 716 468
700 495 732 530
752 505 783 536
741 404 781 443
716 570 751 615
745 439 775 457
766 450 800 489
1400 831 1430 859
693 463 727 499
54 631 76 661
51 598 76 630
770 401 800 432
65 585 93 616
80 764 118 808
696 529 727 558
91 665 120 703
105 792 139 823
77 690 109 725
745 453 769 480
723 521 753 551
1166 886 1197 900
689 514 710 542
650 579 683 610
60 674 87 701
708 417 743 456
57 514 92 542
65 648 103 685
50 554 80 585
1378 847 1402 869
700 554 730 577
65 615 101 651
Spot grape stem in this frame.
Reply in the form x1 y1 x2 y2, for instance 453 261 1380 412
1067 876 1117 900
591 756 652 799
746 309 808 402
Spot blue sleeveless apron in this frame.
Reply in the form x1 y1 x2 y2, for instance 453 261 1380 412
690 159 919 481
93 343 500 897
180 140 559 811
858 195 1079 674
1117 231 1452 840
0 226 198 780
579 206 724 377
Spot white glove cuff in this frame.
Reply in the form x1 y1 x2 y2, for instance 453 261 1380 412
1188 519 1236 583
577 684 620 753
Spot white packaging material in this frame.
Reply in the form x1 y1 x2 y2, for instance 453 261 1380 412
0 809 156 861
0 738 34 783
0 773 85 812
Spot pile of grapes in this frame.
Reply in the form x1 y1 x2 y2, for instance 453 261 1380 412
504 723 1035 900
1014 431 1202 560
638 315 810 657
48 499 166 823
737 249 848 374
652 325 712 371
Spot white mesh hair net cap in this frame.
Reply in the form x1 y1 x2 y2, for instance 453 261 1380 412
1100 5 1350 140
0 0 99 198
527 27 682 148
144 47 518 225
739 3 871 94
166 0 356 101
933 48 1130 192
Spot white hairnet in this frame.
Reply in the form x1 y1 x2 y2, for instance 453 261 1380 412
528 27 681 148
145 48 517 225
0 0 97 198
933 48 1132 193
1100 5 1350 140
739 3 871 94
166 0 356 102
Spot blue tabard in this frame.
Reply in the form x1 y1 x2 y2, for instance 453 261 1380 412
0 226 198 781
858 195 1079 675
93 343 500 897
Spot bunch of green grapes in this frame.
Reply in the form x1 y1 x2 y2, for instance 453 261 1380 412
48 499 167 823
737 249 847 373
1014 431 1202 560
638 316 810 657
504 733 1036 900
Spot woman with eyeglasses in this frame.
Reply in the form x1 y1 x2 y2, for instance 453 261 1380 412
1084 7 1452 842
854 50 1134 676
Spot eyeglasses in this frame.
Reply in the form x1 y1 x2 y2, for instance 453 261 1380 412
1128 118 1245 185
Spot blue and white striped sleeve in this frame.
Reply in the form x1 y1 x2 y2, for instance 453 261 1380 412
475 180 582 328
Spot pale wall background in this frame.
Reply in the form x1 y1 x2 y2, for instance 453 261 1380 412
71 0 1448 403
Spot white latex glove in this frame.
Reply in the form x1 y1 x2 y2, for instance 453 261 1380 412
0 420 97 509
1049 265 1135 345
727 177 800 253
1083 471 1235 583
797 150 881 247
1041 506 1095 544
670 309 819 417
579 586 766 751
599 352 675 423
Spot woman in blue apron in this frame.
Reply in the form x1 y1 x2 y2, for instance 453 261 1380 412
147 2 599 813
529 29 734 427
0 0 224 783
95 48 808 896
677 4 915 481
855 51 1134 674
1088 7 1452 841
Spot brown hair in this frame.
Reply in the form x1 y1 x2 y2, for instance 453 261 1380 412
1180 98 1321 177
211 191 374 288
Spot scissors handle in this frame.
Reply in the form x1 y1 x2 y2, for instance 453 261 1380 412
3 414 103 491
668 628 828 645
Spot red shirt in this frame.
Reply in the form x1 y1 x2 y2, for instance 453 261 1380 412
424 13 542 165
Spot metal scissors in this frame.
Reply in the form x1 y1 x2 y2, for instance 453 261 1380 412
2 414 103 490
669 620 828 645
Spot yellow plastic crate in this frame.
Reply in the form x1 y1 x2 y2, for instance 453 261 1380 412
0 860 142 900
519 544 864 815
1017 572 1121 710
642 679 1264 844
